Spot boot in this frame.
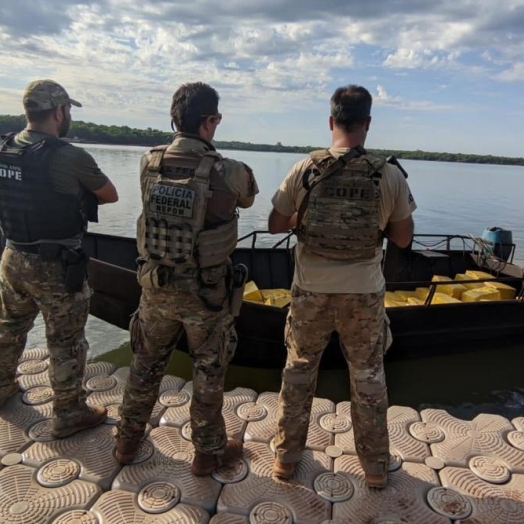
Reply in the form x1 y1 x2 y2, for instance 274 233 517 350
272 459 297 480
365 472 388 489
191 439 243 477
52 405 107 439
0 381 19 408
364 457 389 489
115 435 143 464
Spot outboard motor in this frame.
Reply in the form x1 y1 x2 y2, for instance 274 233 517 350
481 227 513 261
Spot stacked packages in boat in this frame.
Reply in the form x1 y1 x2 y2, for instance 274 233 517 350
385 270 516 308
243 269 516 309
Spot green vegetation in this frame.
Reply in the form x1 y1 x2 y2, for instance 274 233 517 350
1 114 523 166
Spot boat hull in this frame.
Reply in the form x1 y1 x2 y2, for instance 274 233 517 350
80 232 524 369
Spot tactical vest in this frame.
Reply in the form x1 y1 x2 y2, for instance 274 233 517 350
139 145 238 269
296 148 385 261
0 133 87 243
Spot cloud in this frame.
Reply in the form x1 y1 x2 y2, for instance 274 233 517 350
1 3 522 86
4 1 524 68
1 0 523 156
374 85 454 111
498 62 524 82
375 85 401 104
0 0 106 37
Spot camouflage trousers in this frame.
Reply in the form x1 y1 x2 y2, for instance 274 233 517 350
117 275 236 455
0 248 90 418
275 285 391 476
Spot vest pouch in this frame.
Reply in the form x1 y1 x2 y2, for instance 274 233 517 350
61 248 88 293
136 258 169 289
199 265 227 286
229 263 248 317
198 265 228 312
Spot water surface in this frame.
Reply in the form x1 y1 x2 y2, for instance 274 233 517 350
26 144 524 418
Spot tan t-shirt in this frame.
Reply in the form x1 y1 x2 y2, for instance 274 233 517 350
13 130 109 196
271 147 417 293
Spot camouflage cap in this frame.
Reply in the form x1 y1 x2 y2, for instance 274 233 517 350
23 79 82 112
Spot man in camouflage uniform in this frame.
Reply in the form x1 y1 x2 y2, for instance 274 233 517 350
0 80 119 437
268 85 416 488
115 82 258 476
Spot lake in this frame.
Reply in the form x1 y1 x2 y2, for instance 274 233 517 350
26 144 524 418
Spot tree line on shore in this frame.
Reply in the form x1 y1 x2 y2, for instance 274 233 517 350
1 114 523 167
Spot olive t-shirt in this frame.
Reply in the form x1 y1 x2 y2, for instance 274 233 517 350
13 130 109 196
271 147 417 294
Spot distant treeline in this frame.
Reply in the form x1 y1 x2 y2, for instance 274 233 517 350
1 114 523 167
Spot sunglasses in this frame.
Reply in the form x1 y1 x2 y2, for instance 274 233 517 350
202 113 222 123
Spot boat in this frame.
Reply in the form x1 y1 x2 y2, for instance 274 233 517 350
85 230 524 369
2 231 523 369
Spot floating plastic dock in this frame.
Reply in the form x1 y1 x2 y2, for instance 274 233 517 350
1 347 524 523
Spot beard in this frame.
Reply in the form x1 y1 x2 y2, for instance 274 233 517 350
58 119 70 138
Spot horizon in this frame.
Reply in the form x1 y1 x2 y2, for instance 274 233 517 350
1 1 523 157
3 112 524 161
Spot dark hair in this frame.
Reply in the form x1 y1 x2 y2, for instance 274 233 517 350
170 82 220 134
25 108 55 124
330 85 372 133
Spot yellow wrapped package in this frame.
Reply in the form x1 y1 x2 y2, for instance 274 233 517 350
449 283 467 299
430 293 461 304
243 281 264 302
408 293 460 305
385 291 398 303
385 291 412 307
415 287 430 300
484 281 517 300
385 298 407 308
244 283 292 308
261 289 291 308
393 290 417 300
462 269 516 299
465 270 494 281
407 297 425 305
454 273 484 290
432 275 454 296
461 287 501 302
264 297 292 308
432 276 468 298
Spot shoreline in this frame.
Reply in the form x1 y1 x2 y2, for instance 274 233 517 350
1 114 523 166
69 139 524 167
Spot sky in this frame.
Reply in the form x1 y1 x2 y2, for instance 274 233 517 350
1 1 523 157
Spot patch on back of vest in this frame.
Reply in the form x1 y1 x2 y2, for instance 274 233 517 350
321 179 374 200
0 162 22 181
299 157 382 261
149 183 195 218
162 166 196 178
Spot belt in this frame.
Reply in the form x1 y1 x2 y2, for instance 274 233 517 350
6 241 68 259
6 241 41 255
